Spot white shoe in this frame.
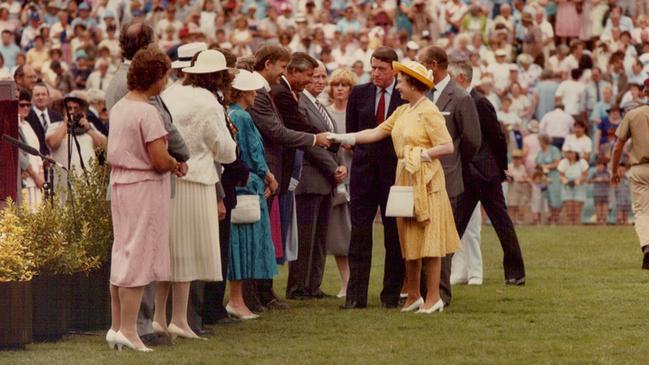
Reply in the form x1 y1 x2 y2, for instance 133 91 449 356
399 293 408 299
336 289 346 298
400 297 424 312
416 299 445 314
152 321 167 336
106 329 118 350
114 331 153 352
226 304 260 320
168 323 206 340
468 278 483 285
450 277 468 285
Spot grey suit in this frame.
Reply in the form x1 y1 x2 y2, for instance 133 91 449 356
286 93 339 297
248 87 314 194
429 78 481 306
105 62 190 338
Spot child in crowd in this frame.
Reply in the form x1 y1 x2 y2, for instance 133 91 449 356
558 149 589 225
589 158 611 225
615 163 631 225
498 96 523 152
530 166 549 225
507 150 530 224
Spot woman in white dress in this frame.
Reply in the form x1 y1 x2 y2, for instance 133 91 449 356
154 50 237 339
17 88 44 210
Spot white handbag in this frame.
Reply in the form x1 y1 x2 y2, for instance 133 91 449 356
385 186 415 217
231 195 261 224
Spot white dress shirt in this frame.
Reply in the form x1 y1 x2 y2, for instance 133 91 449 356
432 74 451 104
375 78 397 119
34 106 52 131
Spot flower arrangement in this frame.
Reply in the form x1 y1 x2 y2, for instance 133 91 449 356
0 200 35 282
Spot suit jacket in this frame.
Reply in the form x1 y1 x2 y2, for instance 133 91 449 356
105 62 190 163
249 83 314 194
467 89 507 183
87 109 109 136
346 82 404 186
295 92 339 196
25 108 62 155
431 78 481 198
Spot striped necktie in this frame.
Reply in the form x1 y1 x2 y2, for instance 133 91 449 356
315 99 334 132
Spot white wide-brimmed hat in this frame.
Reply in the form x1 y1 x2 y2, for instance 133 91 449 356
182 49 228 74
172 42 207 69
392 60 434 89
232 70 265 91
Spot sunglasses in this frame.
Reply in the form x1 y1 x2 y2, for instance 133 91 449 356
19 103 31 108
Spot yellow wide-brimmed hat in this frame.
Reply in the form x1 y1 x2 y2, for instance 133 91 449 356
392 60 435 89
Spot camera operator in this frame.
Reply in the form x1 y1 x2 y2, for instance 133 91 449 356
45 92 107 177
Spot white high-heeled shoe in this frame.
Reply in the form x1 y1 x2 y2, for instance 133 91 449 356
152 321 167 336
106 329 118 350
400 297 424 312
167 323 206 340
416 299 445 314
114 331 153 352
226 304 260 320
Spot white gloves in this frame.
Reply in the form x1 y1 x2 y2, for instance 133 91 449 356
420 149 432 162
327 132 357 146
288 177 299 192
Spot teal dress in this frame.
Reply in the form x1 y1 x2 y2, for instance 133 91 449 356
227 103 277 280
535 145 563 209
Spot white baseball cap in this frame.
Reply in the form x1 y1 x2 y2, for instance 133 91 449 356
172 42 207 69
232 70 265 91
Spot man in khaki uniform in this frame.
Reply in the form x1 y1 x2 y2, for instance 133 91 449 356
611 78 649 270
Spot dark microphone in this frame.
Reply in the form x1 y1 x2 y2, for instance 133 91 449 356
1 134 40 156
1 134 65 169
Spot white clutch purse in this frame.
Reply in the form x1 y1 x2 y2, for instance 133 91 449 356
231 194 261 224
385 186 414 217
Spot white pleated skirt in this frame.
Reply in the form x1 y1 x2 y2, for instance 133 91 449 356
170 179 222 282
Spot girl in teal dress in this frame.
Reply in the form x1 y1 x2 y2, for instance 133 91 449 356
535 134 563 224
226 70 279 319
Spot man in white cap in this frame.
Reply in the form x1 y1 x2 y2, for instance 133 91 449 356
403 41 420 63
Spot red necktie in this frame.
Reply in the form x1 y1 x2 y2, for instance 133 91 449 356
376 88 386 125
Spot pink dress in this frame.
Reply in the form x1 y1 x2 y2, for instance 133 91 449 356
107 98 171 287
555 0 581 38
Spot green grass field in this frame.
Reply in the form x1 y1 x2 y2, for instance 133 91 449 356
1 226 648 365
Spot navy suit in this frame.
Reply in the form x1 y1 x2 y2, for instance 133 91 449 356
25 108 62 155
345 81 405 307
454 89 525 281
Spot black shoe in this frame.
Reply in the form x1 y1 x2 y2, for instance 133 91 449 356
504 277 526 286
310 289 333 299
286 290 311 300
140 333 172 347
642 251 649 270
380 301 399 309
214 316 241 325
265 298 290 310
339 299 366 310
193 328 214 337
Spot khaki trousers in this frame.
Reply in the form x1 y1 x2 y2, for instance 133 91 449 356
629 164 649 248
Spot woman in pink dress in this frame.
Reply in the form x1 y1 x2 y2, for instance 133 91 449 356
555 0 582 41
105 45 181 352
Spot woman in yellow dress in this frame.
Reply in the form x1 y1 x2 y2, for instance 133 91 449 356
328 61 460 314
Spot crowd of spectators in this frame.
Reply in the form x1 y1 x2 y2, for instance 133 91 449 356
8 0 647 225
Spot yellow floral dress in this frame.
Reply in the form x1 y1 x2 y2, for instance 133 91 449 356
378 97 461 260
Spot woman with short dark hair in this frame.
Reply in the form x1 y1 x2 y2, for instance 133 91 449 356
106 44 179 352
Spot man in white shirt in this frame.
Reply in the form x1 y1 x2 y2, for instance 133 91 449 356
539 103 575 149
86 59 113 92
486 49 511 94
155 7 182 39
25 83 62 155
555 68 587 117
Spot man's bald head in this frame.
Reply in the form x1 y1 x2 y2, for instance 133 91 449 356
119 21 155 60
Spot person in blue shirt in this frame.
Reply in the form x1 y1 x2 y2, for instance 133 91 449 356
0 30 20 69
336 5 361 35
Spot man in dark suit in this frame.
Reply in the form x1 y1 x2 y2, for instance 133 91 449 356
450 60 526 284
341 47 406 309
287 61 347 299
25 83 62 155
418 46 481 306
248 45 331 309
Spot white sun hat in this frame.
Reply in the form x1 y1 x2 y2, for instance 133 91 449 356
182 49 228 74
232 70 265 91
172 42 207 69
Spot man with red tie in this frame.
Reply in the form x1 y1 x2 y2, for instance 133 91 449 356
341 47 406 309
